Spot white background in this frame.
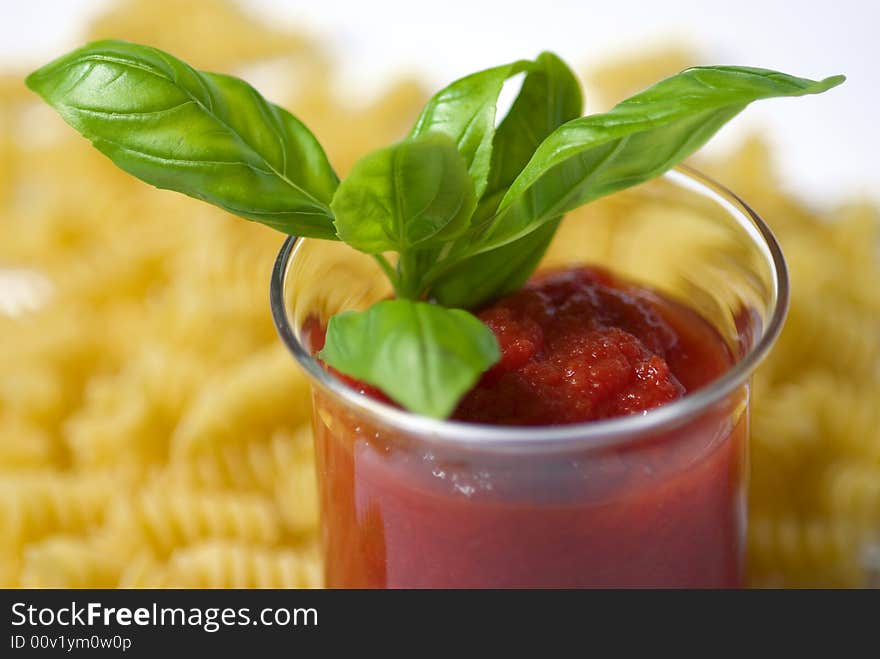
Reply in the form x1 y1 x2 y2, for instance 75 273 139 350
1 0 877 206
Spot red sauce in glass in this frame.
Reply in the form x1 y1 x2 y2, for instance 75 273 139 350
454 267 730 424
309 266 745 588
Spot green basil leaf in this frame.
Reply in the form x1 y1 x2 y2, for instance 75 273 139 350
319 299 500 418
330 133 476 255
432 217 560 308
410 59 531 198
483 51 583 202
26 39 339 239
430 52 582 308
473 66 845 254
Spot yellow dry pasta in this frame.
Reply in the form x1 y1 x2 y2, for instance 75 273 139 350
171 345 311 458
769 293 880 382
0 415 56 469
748 514 875 588
822 462 880 524
273 453 320 538
117 553 168 589
19 536 124 588
65 345 211 473
87 0 321 72
0 474 116 550
821 389 880 463
102 489 284 558
164 427 314 494
162 542 322 589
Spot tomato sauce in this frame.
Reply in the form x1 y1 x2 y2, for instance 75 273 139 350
455 267 730 424
309 266 746 588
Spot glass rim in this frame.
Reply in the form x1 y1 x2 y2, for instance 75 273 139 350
270 165 789 452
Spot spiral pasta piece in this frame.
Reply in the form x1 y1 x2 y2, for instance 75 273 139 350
748 515 868 588
117 553 169 589
0 474 115 550
163 542 322 589
19 536 124 588
0 416 56 469
164 426 312 493
822 462 880 523
171 345 311 458
103 489 283 558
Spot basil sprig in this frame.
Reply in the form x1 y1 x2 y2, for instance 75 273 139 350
27 40 844 418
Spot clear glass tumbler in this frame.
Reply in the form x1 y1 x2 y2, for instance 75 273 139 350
271 166 788 588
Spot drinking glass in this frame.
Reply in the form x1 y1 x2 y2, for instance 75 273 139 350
271 166 788 588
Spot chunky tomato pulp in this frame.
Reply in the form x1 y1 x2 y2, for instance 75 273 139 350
454 267 730 423
308 267 746 588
